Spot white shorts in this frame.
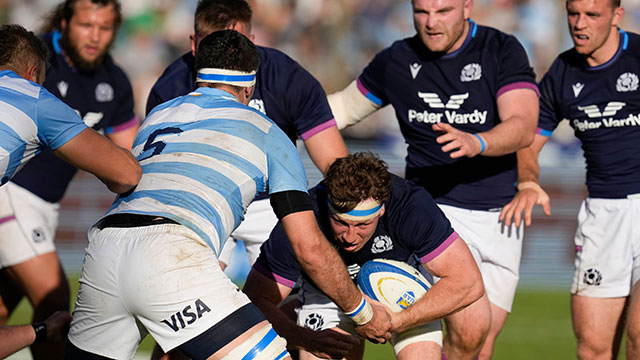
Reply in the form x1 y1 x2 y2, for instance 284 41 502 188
218 198 279 266
0 182 59 267
438 204 523 312
295 281 442 355
571 196 640 297
68 223 256 359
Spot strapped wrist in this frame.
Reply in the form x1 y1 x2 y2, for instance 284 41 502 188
345 297 373 326
32 322 46 343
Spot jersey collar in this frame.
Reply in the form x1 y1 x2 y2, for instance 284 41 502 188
441 19 477 60
583 28 628 71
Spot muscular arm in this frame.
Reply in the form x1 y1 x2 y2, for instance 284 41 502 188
243 269 359 358
303 126 349 175
389 237 484 333
327 80 380 130
500 134 552 226
280 210 391 342
106 123 138 150
54 128 141 193
433 88 539 158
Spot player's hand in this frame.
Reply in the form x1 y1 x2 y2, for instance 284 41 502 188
499 182 551 227
299 328 361 359
354 298 392 344
432 123 483 158
44 310 72 343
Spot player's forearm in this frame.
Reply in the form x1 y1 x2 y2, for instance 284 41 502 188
476 114 536 156
303 126 349 175
0 324 36 358
392 275 483 333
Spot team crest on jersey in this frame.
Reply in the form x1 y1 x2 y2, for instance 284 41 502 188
249 98 266 114
460 63 482 82
95 83 114 102
410 63 422 79
370 235 393 254
304 313 324 331
616 72 639 92
57 81 69 97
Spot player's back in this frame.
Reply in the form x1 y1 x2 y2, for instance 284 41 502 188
107 87 278 255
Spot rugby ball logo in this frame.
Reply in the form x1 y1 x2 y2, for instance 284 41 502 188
356 259 431 313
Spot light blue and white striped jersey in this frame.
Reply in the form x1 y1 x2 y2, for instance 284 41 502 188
0 70 87 185
106 87 309 255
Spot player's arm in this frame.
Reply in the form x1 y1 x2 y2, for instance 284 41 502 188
433 87 539 158
327 80 381 130
302 126 349 175
389 237 484 333
0 311 72 359
499 133 552 226
243 269 360 359
54 128 141 193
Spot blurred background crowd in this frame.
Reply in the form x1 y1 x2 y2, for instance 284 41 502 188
1 0 638 286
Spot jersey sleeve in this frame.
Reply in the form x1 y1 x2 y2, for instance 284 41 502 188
266 124 308 194
389 184 458 264
275 57 337 141
253 221 302 288
36 87 87 150
496 35 539 97
356 48 392 108
536 67 562 136
104 68 138 134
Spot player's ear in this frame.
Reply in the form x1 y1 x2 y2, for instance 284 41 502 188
379 205 386 217
612 6 625 26
463 0 474 20
190 34 197 56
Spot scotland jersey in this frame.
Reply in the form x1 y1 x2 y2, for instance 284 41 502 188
254 174 458 288
0 70 86 185
10 31 138 202
358 21 538 209
538 30 640 198
146 46 336 144
105 87 308 256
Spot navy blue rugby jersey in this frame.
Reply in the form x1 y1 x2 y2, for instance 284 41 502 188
146 47 336 144
253 174 458 288
538 30 640 198
358 21 538 210
11 31 137 203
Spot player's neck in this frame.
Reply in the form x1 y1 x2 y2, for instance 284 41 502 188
446 20 470 55
584 27 620 67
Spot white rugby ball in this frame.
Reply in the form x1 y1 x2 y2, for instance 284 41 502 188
356 259 431 313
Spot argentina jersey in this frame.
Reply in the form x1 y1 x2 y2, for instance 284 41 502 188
0 70 86 185
538 30 640 198
357 20 538 209
105 87 308 255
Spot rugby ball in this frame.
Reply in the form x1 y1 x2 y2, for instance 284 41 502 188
356 259 431 313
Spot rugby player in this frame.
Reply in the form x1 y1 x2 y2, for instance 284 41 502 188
65 30 390 360
327 0 539 357
500 0 640 357
0 1 137 358
244 152 484 360
146 0 348 271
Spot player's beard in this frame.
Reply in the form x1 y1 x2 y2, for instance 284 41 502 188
60 27 112 73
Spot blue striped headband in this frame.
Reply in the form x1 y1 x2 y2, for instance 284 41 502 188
328 198 383 221
196 68 257 87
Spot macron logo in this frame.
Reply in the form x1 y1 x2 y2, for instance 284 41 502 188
418 92 469 109
57 81 69 98
578 102 625 118
572 82 584 97
410 63 422 79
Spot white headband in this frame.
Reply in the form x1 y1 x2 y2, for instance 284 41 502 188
196 68 256 87
328 198 383 221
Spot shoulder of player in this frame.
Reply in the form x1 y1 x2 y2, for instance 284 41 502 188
471 23 526 51
255 45 308 77
385 175 435 218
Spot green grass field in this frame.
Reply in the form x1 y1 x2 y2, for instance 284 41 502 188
8 279 624 359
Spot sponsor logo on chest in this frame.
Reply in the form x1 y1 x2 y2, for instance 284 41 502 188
408 92 487 125
568 102 640 132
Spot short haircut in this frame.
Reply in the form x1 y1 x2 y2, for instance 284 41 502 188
194 0 252 38
40 0 123 34
324 152 393 213
195 29 260 76
0 24 49 71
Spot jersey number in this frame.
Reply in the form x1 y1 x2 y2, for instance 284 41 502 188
139 127 183 161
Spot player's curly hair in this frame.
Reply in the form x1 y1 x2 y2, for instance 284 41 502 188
40 0 123 34
195 0 252 39
324 152 392 213
0 24 48 74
